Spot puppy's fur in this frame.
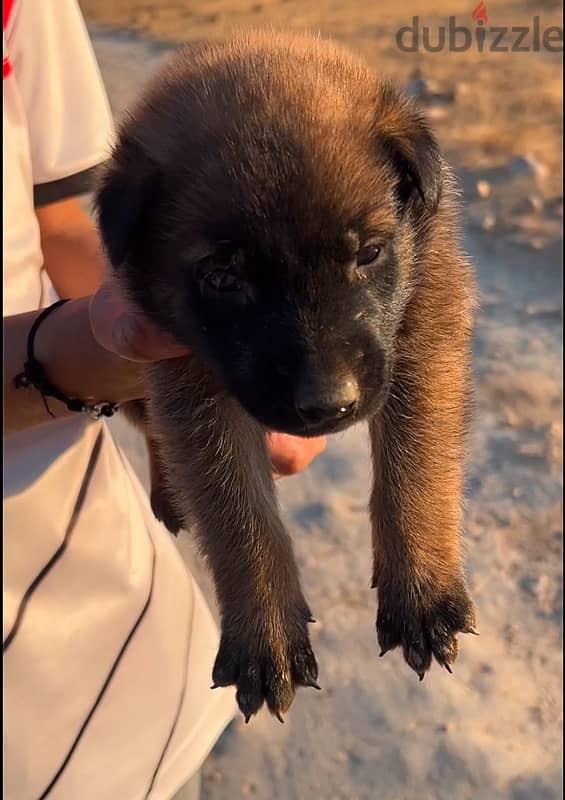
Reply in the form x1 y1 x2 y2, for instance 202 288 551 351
96 31 477 722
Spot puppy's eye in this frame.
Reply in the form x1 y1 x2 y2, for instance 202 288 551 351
356 245 381 268
201 270 241 292
197 244 252 304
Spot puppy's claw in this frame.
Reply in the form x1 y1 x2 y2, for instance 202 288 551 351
306 679 322 691
275 711 285 724
244 714 252 724
465 627 480 636
443 663 453 674
418 671 425 682
307 616 317 624
210 683 219 690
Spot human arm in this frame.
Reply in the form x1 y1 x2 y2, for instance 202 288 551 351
36 197 106 299
3 289 189 436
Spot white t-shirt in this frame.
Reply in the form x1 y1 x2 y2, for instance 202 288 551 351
3 3 235 798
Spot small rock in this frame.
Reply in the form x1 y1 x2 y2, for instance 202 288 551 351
507 154 548 180
534 574 556 615
426 105 450 120
435 722 456 734
529 237 548 250
405 69 456 106
492 508 511 527
205 768 224 785
547 421 563 464
511 194 544 215
455 81 472 96
481 213 497 231
524 302 562 320
405 68 428 99
546 195 563 218
515 439 545 459
503 624 518 644
476 179 492 199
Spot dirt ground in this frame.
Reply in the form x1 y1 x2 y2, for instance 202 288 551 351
79 1 562 798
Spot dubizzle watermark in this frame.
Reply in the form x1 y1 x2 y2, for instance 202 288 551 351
396 1 563 53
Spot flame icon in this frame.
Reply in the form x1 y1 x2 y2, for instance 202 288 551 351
471 0 488 25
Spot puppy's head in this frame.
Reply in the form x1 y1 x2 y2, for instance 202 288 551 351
96 32 447 436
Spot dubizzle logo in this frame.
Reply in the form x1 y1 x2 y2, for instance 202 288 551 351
396 3 563 53
471 1 488 27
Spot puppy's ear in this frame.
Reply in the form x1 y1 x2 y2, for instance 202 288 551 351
375 87 444 214
95 136 159 269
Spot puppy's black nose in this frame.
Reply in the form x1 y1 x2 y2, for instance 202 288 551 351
295 379 359 426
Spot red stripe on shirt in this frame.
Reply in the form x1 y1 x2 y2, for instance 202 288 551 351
3 0 14 78
3 0 14 31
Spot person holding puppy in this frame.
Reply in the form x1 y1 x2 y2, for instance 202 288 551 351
3 2 325 799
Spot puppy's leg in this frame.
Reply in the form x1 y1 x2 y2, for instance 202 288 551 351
121 400 183 534
147 436 184 535
369 317 477 679
147 357 318 722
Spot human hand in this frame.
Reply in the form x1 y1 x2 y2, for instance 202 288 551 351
269 432 327 478
89 278 189 362
90 278 325 476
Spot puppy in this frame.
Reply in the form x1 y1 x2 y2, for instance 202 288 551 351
96 30 478 723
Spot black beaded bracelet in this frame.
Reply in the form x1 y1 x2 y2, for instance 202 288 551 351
14 299 120 420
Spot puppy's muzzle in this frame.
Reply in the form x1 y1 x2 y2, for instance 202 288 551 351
294 376 360 427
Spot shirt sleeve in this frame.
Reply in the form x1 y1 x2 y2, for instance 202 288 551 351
6 0 115 206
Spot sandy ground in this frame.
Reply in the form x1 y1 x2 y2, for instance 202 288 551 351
80 3 562 798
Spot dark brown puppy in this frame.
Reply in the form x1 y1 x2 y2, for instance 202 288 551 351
96 30 478 722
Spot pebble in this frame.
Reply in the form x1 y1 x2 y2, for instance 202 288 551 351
508 232 548 250
476 179 492 199
515 439 546 459
481 213 497 232
511 194 544 215
503 624 518 644
405 69 456 106
529 237 548 250
524 303 562 319
546 195 563 218
205 768 224 784
435 722 455 734
405 69 428 99
507 154 548 180
426 105 450 120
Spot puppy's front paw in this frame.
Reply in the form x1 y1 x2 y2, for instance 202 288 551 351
375 577 477 679
212 607 319 723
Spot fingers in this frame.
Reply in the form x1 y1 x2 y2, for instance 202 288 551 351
268 433 327 476
89 279 190 363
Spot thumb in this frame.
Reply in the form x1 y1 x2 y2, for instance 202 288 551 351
90 280 189 363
